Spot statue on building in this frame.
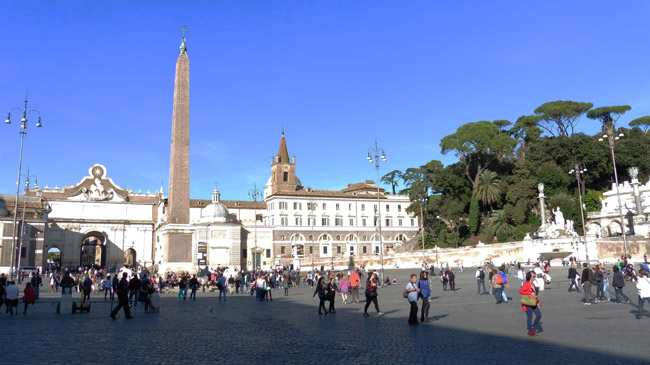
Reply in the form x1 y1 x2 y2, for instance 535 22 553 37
553 207 565 228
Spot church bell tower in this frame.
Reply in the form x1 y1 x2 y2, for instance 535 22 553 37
270 132 299 195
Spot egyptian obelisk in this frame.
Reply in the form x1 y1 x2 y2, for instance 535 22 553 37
163 26 193 266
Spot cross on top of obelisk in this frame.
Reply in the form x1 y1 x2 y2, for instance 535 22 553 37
179 25 189 54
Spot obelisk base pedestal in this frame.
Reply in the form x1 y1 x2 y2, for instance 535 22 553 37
158 224 195 273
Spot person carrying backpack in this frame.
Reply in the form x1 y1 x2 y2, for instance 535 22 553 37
476 267 488 295
491 269 503 304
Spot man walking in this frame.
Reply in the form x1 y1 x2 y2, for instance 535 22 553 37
581 263 597 305
129 274 141 308
110 273 133 319
218 274 227 301
568 263 580 292
476 267 488 295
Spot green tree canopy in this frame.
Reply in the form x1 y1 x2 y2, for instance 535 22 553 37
586 105 631 129
381 170 402 195
440 120 516 189
629 116 650 132
534 100 593 137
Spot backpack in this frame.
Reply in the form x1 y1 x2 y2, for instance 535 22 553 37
499 273 508 284
479 270 485 280
496 275 503 285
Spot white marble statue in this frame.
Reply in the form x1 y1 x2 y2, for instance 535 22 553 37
553 207 565 228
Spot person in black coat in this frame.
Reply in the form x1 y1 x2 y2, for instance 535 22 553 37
313 277 328 315
326 278 338 313
612 265 630 304
110 273 133 319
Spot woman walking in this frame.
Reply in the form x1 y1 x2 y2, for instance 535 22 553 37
405 274 420 325
339 275 350 304
520 271 542 337
103 275 113 300
312 277 328 315
363 272 384 317
419 271 431 322
23 282 36 315
612 266 630 304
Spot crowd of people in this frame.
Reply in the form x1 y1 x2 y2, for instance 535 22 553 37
2 256 650 337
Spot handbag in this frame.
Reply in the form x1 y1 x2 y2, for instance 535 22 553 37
403 290 409 298
520 294 537 306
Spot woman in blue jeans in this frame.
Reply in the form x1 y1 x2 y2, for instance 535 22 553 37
520 271 542 337
419 271 431 322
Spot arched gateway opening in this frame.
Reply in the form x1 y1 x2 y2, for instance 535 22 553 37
80 232 106 268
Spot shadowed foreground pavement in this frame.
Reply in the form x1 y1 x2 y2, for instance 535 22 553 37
0 267 647 364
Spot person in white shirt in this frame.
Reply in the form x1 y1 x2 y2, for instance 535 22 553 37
475 267 488 295
635 269 650 319
517 268 526 287
4 281 20 315
533 264 545 291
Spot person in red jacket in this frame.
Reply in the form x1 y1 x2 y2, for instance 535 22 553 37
519 271 542 337
23 282 36 315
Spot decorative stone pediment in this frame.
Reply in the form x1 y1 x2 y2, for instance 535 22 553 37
63 164 130 202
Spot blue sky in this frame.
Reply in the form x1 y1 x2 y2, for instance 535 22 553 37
2 1 650 200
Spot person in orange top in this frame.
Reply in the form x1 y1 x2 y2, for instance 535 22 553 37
349 270 361 304
519 271 542 337
23 282 36 315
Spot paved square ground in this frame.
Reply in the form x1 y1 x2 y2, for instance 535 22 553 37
1 266 647 364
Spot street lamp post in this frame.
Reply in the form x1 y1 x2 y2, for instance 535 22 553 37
598 129 629 258
309 200 317 272
248 184 262 270
16 170 38 283
5 97 43 280
420 195 427 267
367 139 386 282
569 164 589 263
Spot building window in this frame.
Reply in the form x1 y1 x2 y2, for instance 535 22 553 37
256 214 263 222
323 246 328 254
280 235 286 240
386 205 390 212
281 246 285 254
374 218 378 227
374 204 377 212
309 235 313 240
337 246 341 254
348 203 352 210
322 217 329 226
349 218 354 226
322 203 327 210
336 235 341 240
363 235 368 240
361 204 365 211
398 205 402 212
336 203 340 210
307 202 313 210
266 249 271 258
293 202 302 210
307 217 315 226
280 217 288 226
335 218 342 226
411 219 415 226
399 219 403 227
363 246 367 254
279 202 287 210
362 218 366 227
309 246 313 254
295 217 302 226
283 172 288 181
243 249 247 258
385 218 391 227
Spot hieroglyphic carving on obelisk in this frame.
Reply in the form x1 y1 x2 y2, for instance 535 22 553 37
168 26 190 225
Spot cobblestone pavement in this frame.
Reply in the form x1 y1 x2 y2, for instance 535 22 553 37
1 266 648 364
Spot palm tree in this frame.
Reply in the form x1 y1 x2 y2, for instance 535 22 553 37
489 210 513 238
474 170 502 212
